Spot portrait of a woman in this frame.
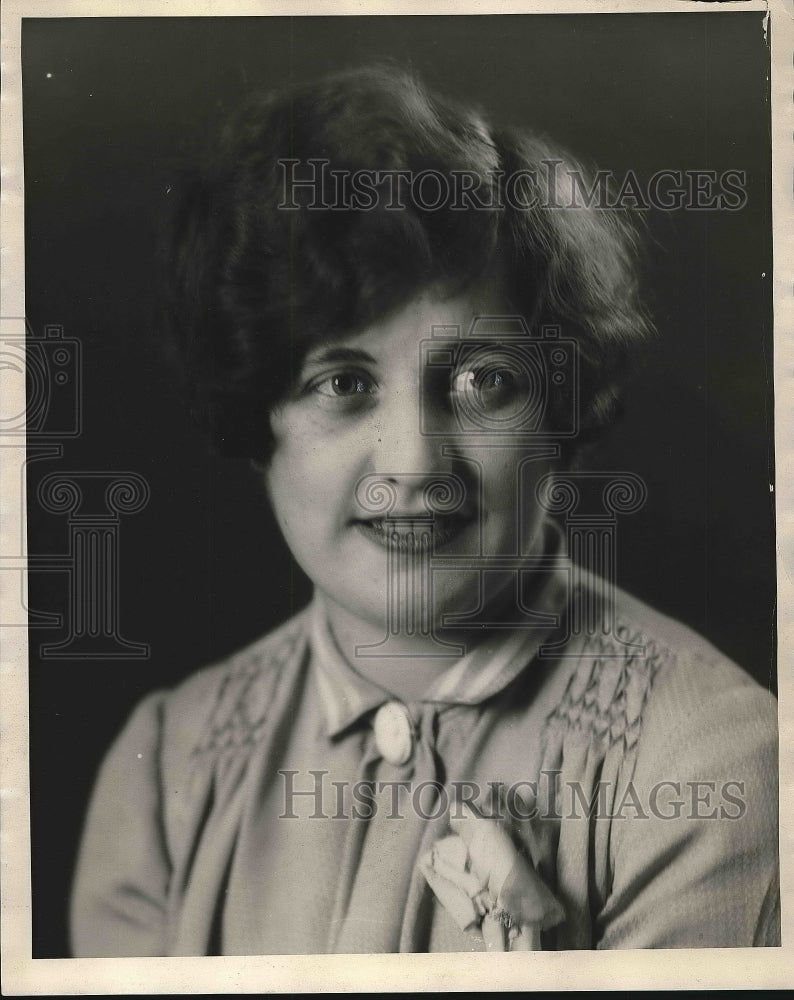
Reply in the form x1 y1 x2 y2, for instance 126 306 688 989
66 59 779 955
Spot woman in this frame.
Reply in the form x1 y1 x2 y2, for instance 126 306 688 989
70 66 779 954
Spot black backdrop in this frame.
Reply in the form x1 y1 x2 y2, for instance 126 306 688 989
22 12 774 957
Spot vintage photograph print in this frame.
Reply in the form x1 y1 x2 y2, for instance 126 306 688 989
2 1 791 994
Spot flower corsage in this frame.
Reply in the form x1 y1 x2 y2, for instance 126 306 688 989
419 802 565 951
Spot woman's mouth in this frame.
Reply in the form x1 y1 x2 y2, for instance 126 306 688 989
353 514 472 552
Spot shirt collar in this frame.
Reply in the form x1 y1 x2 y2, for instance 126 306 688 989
310 518 570 738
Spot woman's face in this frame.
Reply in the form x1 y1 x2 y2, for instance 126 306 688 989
264 284 558 645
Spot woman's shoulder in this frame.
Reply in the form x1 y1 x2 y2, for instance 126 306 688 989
562 585 781 950
545 578 778 767
608 584 776 707
172 606 309 706
599 583 778 767
124 606 313 768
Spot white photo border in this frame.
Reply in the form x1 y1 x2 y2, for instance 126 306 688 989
1 0 791 993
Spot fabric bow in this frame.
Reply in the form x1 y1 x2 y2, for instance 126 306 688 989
419 802 565 951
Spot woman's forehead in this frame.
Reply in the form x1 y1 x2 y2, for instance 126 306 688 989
307 280 515 360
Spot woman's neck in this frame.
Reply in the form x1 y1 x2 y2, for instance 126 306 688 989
314 523 563 702
319 594 476 702
317 586 528 703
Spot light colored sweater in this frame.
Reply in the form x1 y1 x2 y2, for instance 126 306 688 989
70 577 780 955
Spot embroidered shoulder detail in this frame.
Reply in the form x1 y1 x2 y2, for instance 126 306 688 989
545 622 672 751
192 625 305 756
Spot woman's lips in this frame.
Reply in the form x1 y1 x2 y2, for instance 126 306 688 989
353 514 473 552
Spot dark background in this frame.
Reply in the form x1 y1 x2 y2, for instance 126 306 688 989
22 13 774 957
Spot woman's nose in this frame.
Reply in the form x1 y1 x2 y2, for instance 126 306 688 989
371 386 450 487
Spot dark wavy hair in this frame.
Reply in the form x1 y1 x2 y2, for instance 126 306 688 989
164 65 653 463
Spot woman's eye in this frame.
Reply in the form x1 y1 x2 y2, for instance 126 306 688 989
312 371 376 399
451 368 523 396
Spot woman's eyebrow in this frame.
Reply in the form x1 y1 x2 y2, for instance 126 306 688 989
303 346 378 366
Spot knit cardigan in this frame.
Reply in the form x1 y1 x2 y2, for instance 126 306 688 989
70 584 780 955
